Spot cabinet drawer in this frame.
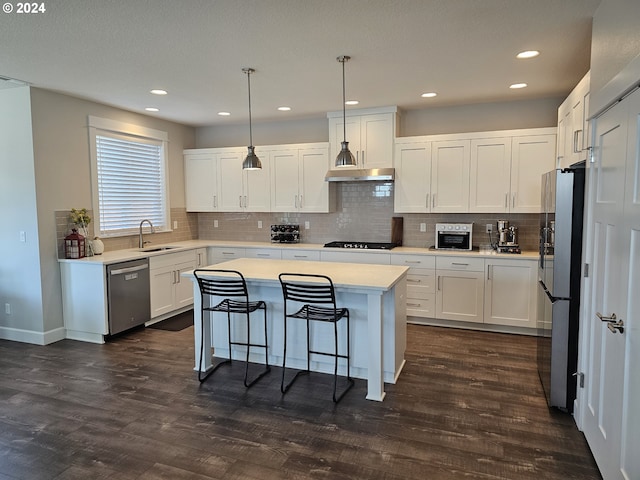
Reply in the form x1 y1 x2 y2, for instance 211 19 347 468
210 247 246 263
245 248 282 260
406 294 435 318
391 254 435 272
436 256 484 272
320 250 390 265
407 273 435 296
149 250 196 270
281 249 321 261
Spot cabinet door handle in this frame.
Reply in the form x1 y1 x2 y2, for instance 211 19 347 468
425 193 430 209
487 265 491 281
213 195 217 208
512 193 516 208
505 193 508 208
407 278 422 283
451 262 469 266
432 193 437 208
406 302 421 308
293 255 308 258
239 195 242 208
257 253 270 257
299 195 303 208
356 150 359 166
362 150 365 166
294 195 298 208
437 275 441 291
176 270 181 284
573 129 583 153
244 195 247 208
405 261 422 264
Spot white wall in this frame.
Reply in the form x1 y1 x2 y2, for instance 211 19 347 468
195 97 562 148
0 88 196 344
0 86 46 341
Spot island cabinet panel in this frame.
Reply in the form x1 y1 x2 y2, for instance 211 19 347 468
281 249 321 261
484 258 538 328
320 250 391 265
149 250 197 318
244 248 282 260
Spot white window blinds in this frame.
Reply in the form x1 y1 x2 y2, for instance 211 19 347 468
94 133 167 236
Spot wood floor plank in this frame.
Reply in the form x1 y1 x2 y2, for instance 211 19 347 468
0 324 601 479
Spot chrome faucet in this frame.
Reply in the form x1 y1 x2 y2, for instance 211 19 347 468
139 219 155 248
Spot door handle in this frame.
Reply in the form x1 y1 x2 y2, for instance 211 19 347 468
426 193 430 209
505 193 508 208
573 130 583 153
299 195 303 208
596 312 625 334
213 195 217 208
432 194 437 208
361 150 365 166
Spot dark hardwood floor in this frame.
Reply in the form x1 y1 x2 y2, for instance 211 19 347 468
0 324 601 479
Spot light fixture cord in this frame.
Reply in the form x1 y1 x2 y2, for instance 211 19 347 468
342 58 346 142
247 70 253 146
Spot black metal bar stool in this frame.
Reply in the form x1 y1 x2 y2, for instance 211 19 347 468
278 273 354 403
193 269 270 387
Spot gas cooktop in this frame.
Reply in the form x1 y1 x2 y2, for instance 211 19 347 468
323 241 398 250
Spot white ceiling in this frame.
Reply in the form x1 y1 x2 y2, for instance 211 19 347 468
0 0 601 127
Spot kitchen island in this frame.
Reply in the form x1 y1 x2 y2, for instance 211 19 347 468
185 258 408 401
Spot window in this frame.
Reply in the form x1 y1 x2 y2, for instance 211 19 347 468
88 116 170 237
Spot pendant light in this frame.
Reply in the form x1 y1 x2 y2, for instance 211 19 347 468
242 67 262 170
335 55 356 168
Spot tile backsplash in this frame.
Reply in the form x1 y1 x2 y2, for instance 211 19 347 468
197 182 541 251
56 183 540 257
55 208 198 258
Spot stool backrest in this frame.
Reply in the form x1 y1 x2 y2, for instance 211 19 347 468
278 273 337 306
193 269 249 299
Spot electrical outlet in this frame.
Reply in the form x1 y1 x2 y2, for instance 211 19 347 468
258 221 263 229
486 223 493 233
420 223 426 232
214 220 219 228
304 221 310 230
173 220 178 229
4 303 10 315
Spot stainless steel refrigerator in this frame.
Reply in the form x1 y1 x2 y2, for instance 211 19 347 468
537 164 585 412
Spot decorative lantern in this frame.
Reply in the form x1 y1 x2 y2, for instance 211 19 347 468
64 228 85 259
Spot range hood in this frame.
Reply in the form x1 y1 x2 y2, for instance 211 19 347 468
324 168 395 182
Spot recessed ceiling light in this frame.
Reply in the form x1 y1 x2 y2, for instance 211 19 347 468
510 83 528 89
516 50 540 59
277 106 291 111
218 111 231 116
421 92 437 98
145 107 159 112
150 89 167 95
345 100 359 105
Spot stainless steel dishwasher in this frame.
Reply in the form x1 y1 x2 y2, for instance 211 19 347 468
106 258 150 335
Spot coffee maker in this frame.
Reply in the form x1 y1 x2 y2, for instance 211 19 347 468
496 220 521 253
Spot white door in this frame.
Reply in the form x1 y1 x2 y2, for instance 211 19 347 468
619 90 640 480
582 99 627 479
270 149 299 212
217 150 245 212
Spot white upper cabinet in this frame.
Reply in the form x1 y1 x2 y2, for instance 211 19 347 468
431 139 471 212
184 151 220 212
185 147 270 213
510 133 556 212
557 72 590 169
395 128 556 214
328 106 398 170
269 143 332 213
393 140 432 213
469 137 512 213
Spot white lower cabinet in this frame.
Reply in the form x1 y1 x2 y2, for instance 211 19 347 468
484 258 537 328
281 249 321 261
391 254 436 318
209 247 246 264
149 250 198 318
245 248 282 260
435 256 485 323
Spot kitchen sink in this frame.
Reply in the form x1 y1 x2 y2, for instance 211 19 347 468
138 245 181 252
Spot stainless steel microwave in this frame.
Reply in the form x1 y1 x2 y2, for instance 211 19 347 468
435 223 473 250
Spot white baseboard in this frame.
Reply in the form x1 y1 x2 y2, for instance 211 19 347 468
0 326 66 345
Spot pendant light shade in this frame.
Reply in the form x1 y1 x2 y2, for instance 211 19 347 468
242 67 262 170
335 55 356 168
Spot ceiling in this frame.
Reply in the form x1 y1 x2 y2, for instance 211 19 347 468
0 0 601 127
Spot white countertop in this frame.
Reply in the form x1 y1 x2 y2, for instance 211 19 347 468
186 258 409 291
58 239 539 265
